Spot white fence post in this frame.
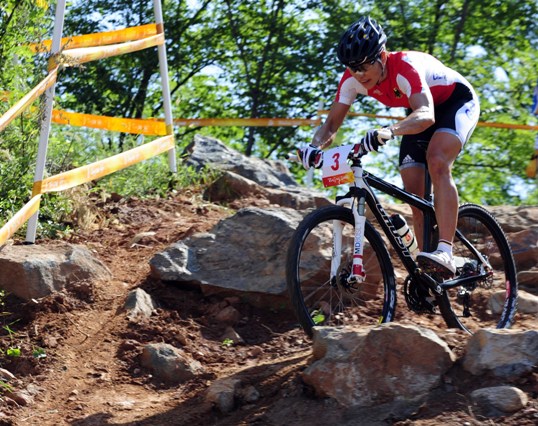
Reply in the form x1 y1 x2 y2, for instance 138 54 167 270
25 0 66 244
153 0 177 173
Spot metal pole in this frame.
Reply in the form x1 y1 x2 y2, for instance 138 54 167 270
25 0 66 243
153 0 177 173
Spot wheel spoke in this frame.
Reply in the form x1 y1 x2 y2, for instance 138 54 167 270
437 204 517 333
286 206 396 337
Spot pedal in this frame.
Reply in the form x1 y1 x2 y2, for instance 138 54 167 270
417 257 454 280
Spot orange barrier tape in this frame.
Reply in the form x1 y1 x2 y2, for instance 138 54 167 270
29 24 158 53
0 195 42 246
318 110 538 131
35 135 174 194
1 135 173 244
174 117 322 127
52 34 164 67
52 110 167 136
476 121 538 131
0 67 59 133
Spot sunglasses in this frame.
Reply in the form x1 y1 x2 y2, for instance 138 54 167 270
348 58 377 73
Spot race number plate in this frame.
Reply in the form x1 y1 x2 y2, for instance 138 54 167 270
321 145 354 187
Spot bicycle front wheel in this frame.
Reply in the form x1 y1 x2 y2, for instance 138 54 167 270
438 204 518 333
286 205 397 338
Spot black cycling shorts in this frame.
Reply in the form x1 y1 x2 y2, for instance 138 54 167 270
398 82 479 170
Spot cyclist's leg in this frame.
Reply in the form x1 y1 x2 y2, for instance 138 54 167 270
400 167 425 249
399 136 428 250
416 133 461 277
417 83 479 276
426 132 461 247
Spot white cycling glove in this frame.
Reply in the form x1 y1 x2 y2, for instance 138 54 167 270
298 144 323 170
361 127 394 152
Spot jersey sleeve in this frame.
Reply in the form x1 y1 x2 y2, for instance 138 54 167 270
334 69 366 105
397 55 428 98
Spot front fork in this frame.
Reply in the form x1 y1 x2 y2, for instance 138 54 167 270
331 195 367 286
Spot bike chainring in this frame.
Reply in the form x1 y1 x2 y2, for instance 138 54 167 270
403 276 437 314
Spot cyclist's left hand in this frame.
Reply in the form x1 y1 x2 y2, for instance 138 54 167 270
297 144 323 170
361 127 394 152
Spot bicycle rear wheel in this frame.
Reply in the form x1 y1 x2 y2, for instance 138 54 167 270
286 205 397 338
438 204 518 333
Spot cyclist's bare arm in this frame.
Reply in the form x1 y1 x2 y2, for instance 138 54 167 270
391 91 435 136
312 102 350 149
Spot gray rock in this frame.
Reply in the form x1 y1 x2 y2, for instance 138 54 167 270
184 134 297 189
124 288 156 320
490 290 538 315
463 328 538 378
205 377 241 413
150 207 304 295
0 244 111 300
471 385 528 416
518 270 538 293
204 170 330 210
301 323 456 407
488 205 538 233
140 343 204 384
508 228 538 271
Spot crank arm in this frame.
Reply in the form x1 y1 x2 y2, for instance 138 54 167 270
415 268 443 295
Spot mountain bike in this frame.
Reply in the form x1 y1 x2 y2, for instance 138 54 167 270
286 141 518 337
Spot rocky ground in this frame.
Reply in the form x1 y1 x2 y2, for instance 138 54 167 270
0 188 536 426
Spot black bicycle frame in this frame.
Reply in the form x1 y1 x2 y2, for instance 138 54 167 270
362 172 435 274
348 170 489 292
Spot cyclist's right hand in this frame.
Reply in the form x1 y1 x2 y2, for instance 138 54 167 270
361 127 394 152
297 144 323 170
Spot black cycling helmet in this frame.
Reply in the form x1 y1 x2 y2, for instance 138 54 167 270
337 16 387 68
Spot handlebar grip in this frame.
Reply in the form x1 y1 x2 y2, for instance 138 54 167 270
286 153 300 162
377 127 393 140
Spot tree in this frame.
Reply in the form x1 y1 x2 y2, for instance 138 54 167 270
0 1 50 219
347 0 538 205
24 0 538 205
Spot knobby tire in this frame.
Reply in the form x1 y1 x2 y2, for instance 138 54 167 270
286 205 397 338
437 204 518 333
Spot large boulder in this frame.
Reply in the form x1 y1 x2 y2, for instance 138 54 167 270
301 323 456 407
463 328 538 378
0 243 111 300
183 134 298 189
150 207 304 297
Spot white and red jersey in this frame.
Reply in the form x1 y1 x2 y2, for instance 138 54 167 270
335 51 474 108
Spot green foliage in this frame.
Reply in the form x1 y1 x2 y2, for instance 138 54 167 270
221 338 234 347
311 310 325 325
1 323 21 359
5 347 20 357
0 1 72 239
0 380 12 393
94 154 219 198
0 291 46 366
0 120 38 218
32 347 46 359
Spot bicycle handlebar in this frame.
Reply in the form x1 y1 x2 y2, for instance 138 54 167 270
288 127 392 167
286 142 368 168
285 152 300 162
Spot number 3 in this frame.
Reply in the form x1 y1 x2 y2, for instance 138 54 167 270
331 152 340 171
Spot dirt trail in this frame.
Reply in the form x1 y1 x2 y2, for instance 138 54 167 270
2 191 537 426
